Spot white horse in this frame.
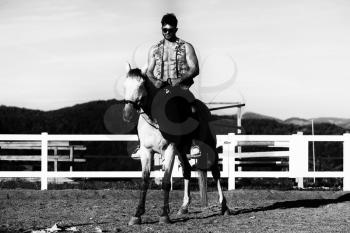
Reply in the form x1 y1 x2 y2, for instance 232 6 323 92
122 66 230 225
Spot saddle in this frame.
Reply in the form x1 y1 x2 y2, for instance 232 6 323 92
154 87 217 170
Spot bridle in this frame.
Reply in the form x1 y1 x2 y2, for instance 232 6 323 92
119 72 175 129
118 98 161 129
117 99 143 111
118 78 173 111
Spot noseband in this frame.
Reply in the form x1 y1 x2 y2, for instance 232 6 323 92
118 100 142 110
119 99 143 111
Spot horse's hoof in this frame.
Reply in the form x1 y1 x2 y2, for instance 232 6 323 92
128 216 141 225
222 208 231 216
159 215 171 224
177 206 189 215
221 205 231 215
220 197 231 215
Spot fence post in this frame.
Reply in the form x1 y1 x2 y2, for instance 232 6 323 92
41 132 48 190
228 133 236 190
69 146 74 172
343 133 350 191
289 132 308 189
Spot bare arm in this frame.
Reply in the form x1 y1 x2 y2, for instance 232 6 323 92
145 46 164 88
146 45 156 79
181 42 199 81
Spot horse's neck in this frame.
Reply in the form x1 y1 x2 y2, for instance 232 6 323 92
142 78 157 117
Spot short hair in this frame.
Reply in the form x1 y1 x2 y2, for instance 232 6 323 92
161 13 178 27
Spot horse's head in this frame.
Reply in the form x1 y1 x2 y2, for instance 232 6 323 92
122 66 148 122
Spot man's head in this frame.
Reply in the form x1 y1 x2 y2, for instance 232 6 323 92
161 13 178 41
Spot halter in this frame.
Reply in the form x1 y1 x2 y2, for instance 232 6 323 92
121 68 170 130
117 99 143 111
118 98 160 130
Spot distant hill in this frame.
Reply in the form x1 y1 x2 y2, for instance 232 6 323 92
284 117 350 129
0 100 348 135
284 117 311 126
312 117 350 129
243 112 283 123
244 112 350 130
0 100 135 134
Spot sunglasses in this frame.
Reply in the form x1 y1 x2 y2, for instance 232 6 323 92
162 28 176 33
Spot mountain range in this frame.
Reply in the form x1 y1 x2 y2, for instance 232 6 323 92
243 112 350 130
0 100 349 135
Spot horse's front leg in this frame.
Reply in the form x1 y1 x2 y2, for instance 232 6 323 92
128 147 152 225
159 143 176 224
211 163 231 215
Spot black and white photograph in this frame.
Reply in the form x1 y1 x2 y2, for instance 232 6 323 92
1 0 350 232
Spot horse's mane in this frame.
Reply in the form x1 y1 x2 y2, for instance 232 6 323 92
127 68 158 115
127 68 156 91
127 68 144 80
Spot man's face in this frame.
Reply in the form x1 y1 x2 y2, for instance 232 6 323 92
162 24 177 41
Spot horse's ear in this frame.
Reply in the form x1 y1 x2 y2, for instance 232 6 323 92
125 62 132 72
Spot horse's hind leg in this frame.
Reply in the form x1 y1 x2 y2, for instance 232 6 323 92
176 151 192 215
129 147 152 225
211 162 230 215
159 143 176 224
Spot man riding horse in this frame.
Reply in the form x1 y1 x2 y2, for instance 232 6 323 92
146 12 202 207
125 13 230 225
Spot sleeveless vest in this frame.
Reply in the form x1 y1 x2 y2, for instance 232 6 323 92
153 38 194 88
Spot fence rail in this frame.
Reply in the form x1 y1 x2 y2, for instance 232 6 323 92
0 133 349 191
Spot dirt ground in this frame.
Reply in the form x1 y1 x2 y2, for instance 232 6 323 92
1 189 350 233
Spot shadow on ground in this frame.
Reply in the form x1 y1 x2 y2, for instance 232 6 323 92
171 193 350 223
231 193 350 215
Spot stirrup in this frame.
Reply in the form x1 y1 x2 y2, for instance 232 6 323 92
189 145 201 159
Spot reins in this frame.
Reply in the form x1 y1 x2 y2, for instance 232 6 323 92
117 98 160 130
120 68 175 130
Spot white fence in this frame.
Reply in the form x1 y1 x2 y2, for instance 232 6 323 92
219 133 350 191
0 133 349 191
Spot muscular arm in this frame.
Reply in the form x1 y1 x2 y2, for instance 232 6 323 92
145 46 163 88
146 45 156 80
181 42 199 81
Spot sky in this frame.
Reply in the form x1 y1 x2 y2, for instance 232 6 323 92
1 0 350 119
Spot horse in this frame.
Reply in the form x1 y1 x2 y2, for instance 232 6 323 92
122 65 230 225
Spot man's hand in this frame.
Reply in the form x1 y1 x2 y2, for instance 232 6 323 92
154 79 165 88
149 76 165 88
170 78 183 86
